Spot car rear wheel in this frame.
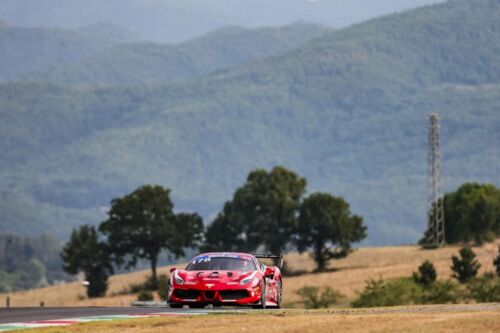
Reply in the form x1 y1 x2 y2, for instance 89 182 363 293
276 280 282 308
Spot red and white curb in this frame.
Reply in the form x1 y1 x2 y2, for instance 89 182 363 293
0 312 207 332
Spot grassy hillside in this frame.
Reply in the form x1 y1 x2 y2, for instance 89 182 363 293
0 0 499 243
0 24 139 80
31 23 331 85
2 242 498 307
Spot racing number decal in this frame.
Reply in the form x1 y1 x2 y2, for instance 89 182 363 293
192 256 211 264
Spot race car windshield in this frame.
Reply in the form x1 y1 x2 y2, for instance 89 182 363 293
186 257 256 271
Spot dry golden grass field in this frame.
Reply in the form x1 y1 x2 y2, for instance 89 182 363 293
2 241 499 307
23 306 500 333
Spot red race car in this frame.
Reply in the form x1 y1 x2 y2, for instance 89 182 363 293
167 252 283 308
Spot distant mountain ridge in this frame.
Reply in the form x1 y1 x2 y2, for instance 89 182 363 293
0 24 140 80
30 23 331 85
0 0 499 245
0 0 446 43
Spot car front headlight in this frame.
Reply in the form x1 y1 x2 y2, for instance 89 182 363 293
174 270 184 285
240 272 258 286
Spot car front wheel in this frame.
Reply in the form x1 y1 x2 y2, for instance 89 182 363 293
253 280 267 309
169 303 183 308
188 303 206 308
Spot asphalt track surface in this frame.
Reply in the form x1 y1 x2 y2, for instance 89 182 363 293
1 303 499 323
0 307 236 324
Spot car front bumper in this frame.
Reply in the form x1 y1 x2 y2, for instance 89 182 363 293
169 284 262 305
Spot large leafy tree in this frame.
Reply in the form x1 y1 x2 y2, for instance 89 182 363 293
173 213 205 250
204 166 306 255
448 183 500 244
203 202 255 252
61 225 113 298
99 185 203 288
294 192 366 271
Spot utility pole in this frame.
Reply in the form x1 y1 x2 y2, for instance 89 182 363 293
426 113 445 246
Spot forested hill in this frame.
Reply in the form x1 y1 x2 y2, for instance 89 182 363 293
1 0 499 245
0 24 139 80
29 23 331 85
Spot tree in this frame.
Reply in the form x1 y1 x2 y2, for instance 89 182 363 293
413 260 437 286
202 202 254 252
451 247 481 283
173 213 204 250
61 225 113 297
204 166 306 255
494 246 500 277
294 192 366 271
99 185 203 289
441 183 500 245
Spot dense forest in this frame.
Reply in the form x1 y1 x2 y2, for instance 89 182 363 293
0 0 499 246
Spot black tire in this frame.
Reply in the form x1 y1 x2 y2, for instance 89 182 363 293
253 280 267 309
169 303 183 308
276 280 283 309
188 303 206 308
167 284 183 308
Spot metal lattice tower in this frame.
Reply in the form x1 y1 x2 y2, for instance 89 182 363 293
426 113 445 246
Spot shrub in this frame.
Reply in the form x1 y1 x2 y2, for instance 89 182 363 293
129 283 143 294
142 275 158 291
413 260 437 286
451 247 481 283
467 274 500 302
421 280 462 304
129 275 159 294
296 285 343 309
137 290 154 301
352 278 422 308
157 274 169 300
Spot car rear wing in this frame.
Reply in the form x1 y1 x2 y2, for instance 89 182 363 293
253 253 284 268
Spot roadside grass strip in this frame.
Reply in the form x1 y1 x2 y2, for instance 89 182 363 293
0 312 209 332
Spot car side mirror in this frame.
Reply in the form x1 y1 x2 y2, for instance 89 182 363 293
264 267 274 278
169 267 177 273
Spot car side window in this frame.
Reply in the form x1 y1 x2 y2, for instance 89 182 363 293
254 258 265 272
